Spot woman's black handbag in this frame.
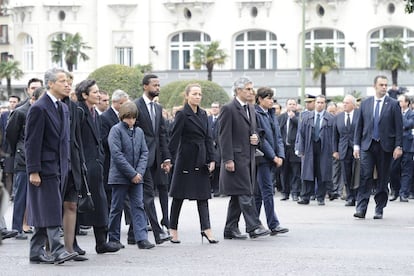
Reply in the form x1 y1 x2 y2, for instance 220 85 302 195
77 164 95 213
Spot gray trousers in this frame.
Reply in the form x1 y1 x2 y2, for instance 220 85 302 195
30 226 64 258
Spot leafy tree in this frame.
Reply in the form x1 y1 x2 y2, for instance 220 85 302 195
135 64 153 74
309 46 338 96
192 41 227 81
405 0 414 13
88 64 143 99
0 60 24 97
50 32 91 72
159 79 229 109
376 37 411 85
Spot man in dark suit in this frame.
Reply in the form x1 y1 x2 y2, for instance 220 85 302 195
25 68 78 264
297 95 334 206
101 89 132 245
389 94 414 202
278 98 301 201
333 95 359 206
134 74 172 244
219 76 270 240
353 75 403 219
208 102 221 197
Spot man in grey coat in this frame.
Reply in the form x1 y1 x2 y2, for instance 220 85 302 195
219 77 270 240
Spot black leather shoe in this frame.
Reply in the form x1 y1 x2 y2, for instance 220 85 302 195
95 242 121 254
389 195 398 201
248 227 271 239
73 255 88 261
127 239 136 245
137 239 155 249
73 245 86 256
155 231 172 244
280 194 289 201
297 199 309 205
353 212 365 219
1 229 18 240
223 229 248 240
373 213 383 219
109 241 124 249
30 254 55 264
270 226 289 236
54 251 78 264
345 200 356 207
400 197 409 202
317 200 325 206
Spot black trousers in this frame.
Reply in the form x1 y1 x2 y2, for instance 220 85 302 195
224 195 261 233
143 166 163 240
169 198 211 231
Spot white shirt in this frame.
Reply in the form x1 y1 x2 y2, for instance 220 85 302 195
344 110 354 125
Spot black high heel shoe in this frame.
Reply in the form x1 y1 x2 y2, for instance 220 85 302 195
201 231 219 244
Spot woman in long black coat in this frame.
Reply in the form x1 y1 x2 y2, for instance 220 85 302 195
168 83 218 244
75 79 119 254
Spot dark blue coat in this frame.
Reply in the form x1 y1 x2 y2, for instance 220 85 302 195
25 93 70 227
297 111 334 182
255 105 285 164
402 108 414 152
108 122 148 185
333 109 360 160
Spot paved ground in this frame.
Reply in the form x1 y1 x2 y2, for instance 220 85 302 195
1 193 414 275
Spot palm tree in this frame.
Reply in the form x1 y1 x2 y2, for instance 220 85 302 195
0 60 24 97
376 38 411 86
406 0 414 13
50 32 91 72
309 46 338 96
192 41 227 81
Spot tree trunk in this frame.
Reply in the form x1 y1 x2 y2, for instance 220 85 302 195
6 77 11 97
321 73 326 96
391 69 398 85
207 63 213 81
67 62 74 72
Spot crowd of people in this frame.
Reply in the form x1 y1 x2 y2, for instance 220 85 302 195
0 70 409 265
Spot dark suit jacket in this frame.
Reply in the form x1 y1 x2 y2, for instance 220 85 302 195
278 111 300 163
218 98 257 195
25 93 70 227
354 96 403 152
134 97 171 169
402 108 414 152
208 114 221 163
6 101 30 171
333 109 360 160
101 107 119 187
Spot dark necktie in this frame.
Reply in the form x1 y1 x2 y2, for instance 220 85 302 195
346 113 351 129
149 102 156 131
90 107 95 122
56 101 63 121
243 104 249 119
373 100 381 140
314 113 320 142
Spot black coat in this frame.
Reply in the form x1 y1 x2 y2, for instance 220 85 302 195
77 101 108 227
100 107 119 189
168 104 214 200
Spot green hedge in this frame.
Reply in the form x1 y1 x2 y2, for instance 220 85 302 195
88 64 143 99
159 80 229 109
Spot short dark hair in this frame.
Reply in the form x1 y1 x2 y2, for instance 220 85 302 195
374 75 387 85
119 101 138 121
75 79 97 102
28 78 43 88
255 87 274 104
9 95 20 102
32 87 46 100
142 74 158 86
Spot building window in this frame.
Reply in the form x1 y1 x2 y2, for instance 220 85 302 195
169 31 211 70
369 27 414 68
0 25 8 44
23 35 34 71
115 47 133 67
234 30 277 70
304 28 345 68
